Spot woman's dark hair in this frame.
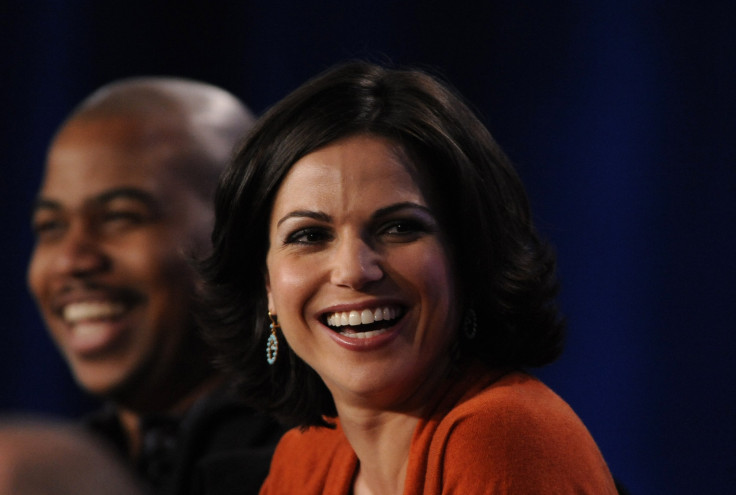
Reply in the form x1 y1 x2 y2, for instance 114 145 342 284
198 60 565 427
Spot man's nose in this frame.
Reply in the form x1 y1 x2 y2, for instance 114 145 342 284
52 223 110 277
329 236 384 290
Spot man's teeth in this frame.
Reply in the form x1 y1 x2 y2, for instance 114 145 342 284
64 302 126 323
326 307 399 328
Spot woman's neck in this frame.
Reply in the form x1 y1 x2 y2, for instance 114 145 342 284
340 407 417 495
333 357 455 495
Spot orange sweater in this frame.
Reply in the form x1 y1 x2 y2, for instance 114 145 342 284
260 366 618 494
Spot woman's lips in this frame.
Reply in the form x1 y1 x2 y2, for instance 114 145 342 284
322 305 405 349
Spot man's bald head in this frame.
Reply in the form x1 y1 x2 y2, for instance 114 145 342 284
56 77 255 201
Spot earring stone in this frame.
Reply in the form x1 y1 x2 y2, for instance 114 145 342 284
267 312 279 365
463 308 478 340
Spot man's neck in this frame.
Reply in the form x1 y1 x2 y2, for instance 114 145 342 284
116 373 226 460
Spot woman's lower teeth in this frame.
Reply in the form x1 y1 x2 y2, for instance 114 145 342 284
339 328 387 339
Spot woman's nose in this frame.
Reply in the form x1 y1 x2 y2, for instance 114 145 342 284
329 236 384 290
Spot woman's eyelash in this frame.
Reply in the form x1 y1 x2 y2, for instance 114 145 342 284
282 216 437 246
380 218 433 235
284 227 331 245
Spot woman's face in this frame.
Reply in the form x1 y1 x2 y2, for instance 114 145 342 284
265 134 460 412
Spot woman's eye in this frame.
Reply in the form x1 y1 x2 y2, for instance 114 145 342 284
285 227 331 245
381 219 427 238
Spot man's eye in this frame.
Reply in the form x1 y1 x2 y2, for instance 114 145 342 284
102 211 145 224
31 219 65 238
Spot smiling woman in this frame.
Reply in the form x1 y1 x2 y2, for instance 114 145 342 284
198 61 619 494
265 134 457 411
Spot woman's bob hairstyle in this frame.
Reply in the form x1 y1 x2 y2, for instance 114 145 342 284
199 61 564 427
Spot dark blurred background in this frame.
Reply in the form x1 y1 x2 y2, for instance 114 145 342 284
2 2 734 493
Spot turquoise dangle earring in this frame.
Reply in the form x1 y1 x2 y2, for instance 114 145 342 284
266 312 280 365
463 308 478 340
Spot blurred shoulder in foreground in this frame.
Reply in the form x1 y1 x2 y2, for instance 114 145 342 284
0 417 147 495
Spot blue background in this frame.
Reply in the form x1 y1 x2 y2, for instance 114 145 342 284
2 2 734 493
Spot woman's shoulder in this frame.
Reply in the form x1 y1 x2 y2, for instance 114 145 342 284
271 423 353 471
276 423 346 450
260 423 357 495
416 369 618 494
456 371 568 416
439 370 594 446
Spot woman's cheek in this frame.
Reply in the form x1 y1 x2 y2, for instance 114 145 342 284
268 257 315 316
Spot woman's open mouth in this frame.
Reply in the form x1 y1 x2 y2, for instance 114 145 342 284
323 306 404 338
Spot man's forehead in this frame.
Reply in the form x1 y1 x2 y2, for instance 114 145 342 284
40 150 183 214
42 112 218 206
49 116 193 175
53 114 191 151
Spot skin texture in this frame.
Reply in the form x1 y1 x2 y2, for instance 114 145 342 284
265 134 461 494
26 79 254 455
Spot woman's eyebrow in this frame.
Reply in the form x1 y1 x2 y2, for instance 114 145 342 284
276 210 332 228
372 202 433 219
275 202 433 228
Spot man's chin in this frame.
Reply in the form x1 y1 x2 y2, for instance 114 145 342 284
72 364 139 404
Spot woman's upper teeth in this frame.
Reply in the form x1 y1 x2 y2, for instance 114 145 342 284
326 307 399 327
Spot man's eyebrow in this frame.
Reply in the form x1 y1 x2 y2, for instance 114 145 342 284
30 198 61 214
93 187 159 209
30 187 161 217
